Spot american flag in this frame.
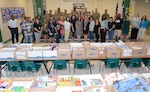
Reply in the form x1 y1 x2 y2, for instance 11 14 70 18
116 1 118 15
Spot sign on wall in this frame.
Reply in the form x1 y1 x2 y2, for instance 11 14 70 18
73 3 85 11
1 7 25 23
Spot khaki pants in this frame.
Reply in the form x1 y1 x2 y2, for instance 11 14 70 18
65 30 70 41
34 32 41 43
114 29 122 37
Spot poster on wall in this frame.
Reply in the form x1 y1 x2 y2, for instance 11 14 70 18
1 7 25 23
73 3 85 12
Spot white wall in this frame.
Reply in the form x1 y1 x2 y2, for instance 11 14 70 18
134 0 150 20
0 0 34 42
46 0 136 18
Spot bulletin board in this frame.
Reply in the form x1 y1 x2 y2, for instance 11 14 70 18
1 7 25 23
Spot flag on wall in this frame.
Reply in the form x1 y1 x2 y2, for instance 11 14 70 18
122 0 125 13
116 1 118 15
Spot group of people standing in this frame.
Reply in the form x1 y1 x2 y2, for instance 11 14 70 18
8 7 149 44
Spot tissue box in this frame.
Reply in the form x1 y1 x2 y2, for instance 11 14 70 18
0 48 16 60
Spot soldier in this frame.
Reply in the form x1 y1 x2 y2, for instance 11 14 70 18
102 9 110 19
43 11 50 23
57 8 63 19
93 8 100 20
64 9 68 20
83 7 88 16
49 10 53 18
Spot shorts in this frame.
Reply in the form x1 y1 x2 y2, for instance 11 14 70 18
114 29 122 37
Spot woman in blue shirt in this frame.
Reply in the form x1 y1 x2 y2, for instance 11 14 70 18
137 15 149 41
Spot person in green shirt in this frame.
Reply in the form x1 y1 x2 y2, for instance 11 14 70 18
123 15 130 42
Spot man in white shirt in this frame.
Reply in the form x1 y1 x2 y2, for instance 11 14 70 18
8 14 18 43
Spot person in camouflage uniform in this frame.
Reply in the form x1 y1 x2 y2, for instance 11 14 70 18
92 8 100 20
102 9 110 19
43 11 50 23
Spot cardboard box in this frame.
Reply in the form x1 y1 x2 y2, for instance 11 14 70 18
7 78 35 91
27 47 43 60
131 46 146 58
15 48 30 60
86 47 98 59
84 86 111 92
106 47 120 58
70 43 83 52
58 43 70 48
29 88 56 92
144 45 150 58
18 43 33 48
72 47 85 59
119 45 133 58
29 76 57 92
82 42 90 49
0 48 16 61
57 48 71 59
98 47 107 59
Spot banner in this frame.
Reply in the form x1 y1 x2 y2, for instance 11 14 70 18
1 7 25 23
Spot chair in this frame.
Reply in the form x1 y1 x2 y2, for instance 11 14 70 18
142 58 150 72
53 60 67 74
103 58 120 73
7 61 22 76
73 60 88 73
21 61 42 76
124 58 142 73
0 61 7 77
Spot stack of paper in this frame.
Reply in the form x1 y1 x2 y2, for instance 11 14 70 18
103 73 124 86
34 75 57 88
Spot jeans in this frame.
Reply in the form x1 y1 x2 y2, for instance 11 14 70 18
108 30 115 40
56 32 61 43
89 31 94 40
21 29 25 43
32 32 36 42
24 34 32 43
10 28 18 43
61 35 64 41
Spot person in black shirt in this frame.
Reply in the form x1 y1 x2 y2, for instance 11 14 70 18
33 18 42 43
70 15 76 40
114 14 123 42
108 17 115 42
94 19 101 42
